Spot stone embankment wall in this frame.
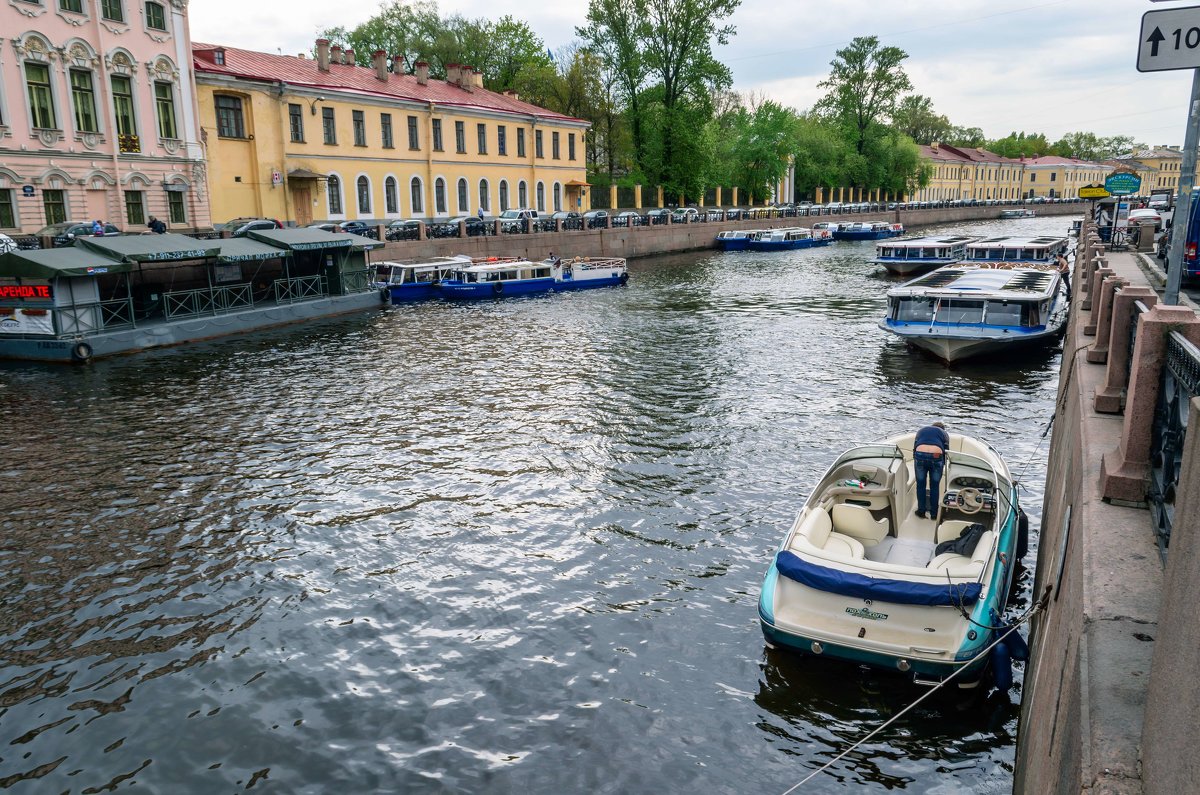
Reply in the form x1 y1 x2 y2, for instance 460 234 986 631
369 203 1081 261
1014 217 1200 793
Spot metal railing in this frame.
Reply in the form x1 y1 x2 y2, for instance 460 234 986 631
55 298 134 334
275 274 324 303
1148 331 1200 561
341 268 372 293
163 284 253 319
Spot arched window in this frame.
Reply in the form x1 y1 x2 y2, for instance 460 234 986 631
435 178 447 215
478 179 490 212
518 180 527 209
499 180 509 211
327 174 342 215
410 177 423 214
536 182 545 212
457 178 468 214
553 182 561 212
357 175 371 214
385 176 398 214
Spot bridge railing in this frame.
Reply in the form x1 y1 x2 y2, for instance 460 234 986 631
1148 332 1200 560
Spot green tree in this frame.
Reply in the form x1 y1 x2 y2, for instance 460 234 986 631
317 0 438 72
719 100 801 201
945 126 986 148
816 36 913 158
989 131 1050 158
578 0 649 172
891 94 952 145
791 112 849 199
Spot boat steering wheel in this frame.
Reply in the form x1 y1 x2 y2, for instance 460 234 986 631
957 487 985 514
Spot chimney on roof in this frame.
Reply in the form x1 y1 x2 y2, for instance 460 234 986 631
344 48 355 66
445 63 462 86
316 39 330 72
460 65 475 92
931 141 939 154
298 52 306 59
390 53 402 73
470 68 484 89
503 89 519 101
414 60 429 85
372 50 388 81
331 44 343 65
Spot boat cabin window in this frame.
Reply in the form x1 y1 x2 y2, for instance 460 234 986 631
894 297 936 322
935 299 985 324
414 269 435 283
533 267 551 278
985 300 1022 326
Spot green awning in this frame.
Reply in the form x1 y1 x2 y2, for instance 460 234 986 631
213 237 286 262
248 228 383 251
76 233 221 262
0 247 131 279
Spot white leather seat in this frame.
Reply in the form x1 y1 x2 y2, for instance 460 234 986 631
936 520 975 545
831 503 890 546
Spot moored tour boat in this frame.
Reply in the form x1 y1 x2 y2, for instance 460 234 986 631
999 208 1035 219
435 255 628 299
833 221 905 241
962 234 1068 263
874 235 978 276
878 256 1068 363
746 227 817 251
715 229 767 251
758 431 1026 688
373 255 471 303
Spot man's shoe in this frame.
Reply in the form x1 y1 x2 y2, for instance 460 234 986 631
914 509 926 519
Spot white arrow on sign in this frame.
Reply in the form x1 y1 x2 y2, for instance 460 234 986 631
1140 5 1200 72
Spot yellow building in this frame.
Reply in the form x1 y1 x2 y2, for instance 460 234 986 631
912 145 1026 202
193 41 590 225
1019 156 1112 199
1112 147 1191 196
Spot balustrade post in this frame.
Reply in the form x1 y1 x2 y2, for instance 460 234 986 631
417 221 426 241
457 220 467 238
1096 287 1159 413
1100 305 1200 501
555 219 563 233
1083 267 1114 323
1086 275 1129 362
375 224 386 243
496 220 504 236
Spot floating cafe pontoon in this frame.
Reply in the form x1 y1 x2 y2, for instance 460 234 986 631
0 229 382 363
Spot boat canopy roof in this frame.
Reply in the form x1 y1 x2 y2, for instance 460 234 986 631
879 235 977 247
965 235 1068 260
456 259 538 273
0 246 131 278
76 233 221 262
212 237 288 262
889 262 1059 297
247 228 382 251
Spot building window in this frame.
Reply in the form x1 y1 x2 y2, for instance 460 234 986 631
213 50 224 66
43 189 66 225
381 113 393 148
569 133 576 161
0 190 16 228
289 103 304 142
536 182 544 212
410 177 423 213
517 128 525 158
478 179 489 212
385 176 397 214
25 62 56 129
553 182 561 211
327 175 342 214
407 115 419 150
101 0 123 21
1030 174 1036 182
499 180 509 211
498 125 507 156
145 1 166 30
518 180 527 208
112 75 139 151
167 190 185 224
432 118 443 151
124 190 145 225
552 131 560 159
322 107 336 144
477 123 487 155
457 178 468 213
352 110 366 146
435 178 446 215
455 121 465 153
60 0 83 14
70 69 98 133
214 94 244 139
535 129 543 158
356 175 370 213
154 82 176 139
1050 172 1056 182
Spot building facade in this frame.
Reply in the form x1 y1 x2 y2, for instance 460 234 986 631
0 0 209 234
193 42 591 226
1019 155 1112 199
912 144 1026 202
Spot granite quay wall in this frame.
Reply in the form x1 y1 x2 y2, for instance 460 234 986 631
367 203 1082 262
1014 218 1200 793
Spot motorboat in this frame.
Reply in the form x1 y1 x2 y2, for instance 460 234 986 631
878 257 1068 363
746 227 819 251
833 221 904 241
372 255 471 303
435 255 628 299
758 431 1026 688
999 209 1036 219
715 229 766 251
873 235 978 276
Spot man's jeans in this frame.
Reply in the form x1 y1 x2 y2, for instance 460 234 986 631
914 451 944 516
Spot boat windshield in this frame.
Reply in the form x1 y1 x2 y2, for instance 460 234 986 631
830 445 903 470
935 299 985 324
985 300 1023 326
894 297 936 322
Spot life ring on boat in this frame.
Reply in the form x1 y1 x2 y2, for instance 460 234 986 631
71 341 93 363
619 272 629 284
492 281 504 294
487 256 498 262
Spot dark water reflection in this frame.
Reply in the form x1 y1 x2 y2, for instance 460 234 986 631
0 216 1069 793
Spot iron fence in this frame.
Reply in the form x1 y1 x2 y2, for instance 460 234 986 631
1148 331 1200 561
164 284 253 318
341 268 372 293
275 275 325 303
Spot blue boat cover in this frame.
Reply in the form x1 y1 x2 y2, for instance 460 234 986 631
775 550 982 606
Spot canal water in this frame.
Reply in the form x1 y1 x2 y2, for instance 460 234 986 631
0 216 1071 794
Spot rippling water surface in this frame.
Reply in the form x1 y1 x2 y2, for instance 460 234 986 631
0 217 1070 793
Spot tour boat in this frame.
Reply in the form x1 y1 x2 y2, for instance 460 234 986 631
746 227 818 251
962 235 1068 263
873 235 978 276
715 229 766 251
1000 209 1036 219
878 256 1068 363
833 221 905 241
373 255 471 303
435 255 628 299
758 431 1027 689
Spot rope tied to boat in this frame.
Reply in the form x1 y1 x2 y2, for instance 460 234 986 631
778 585 1052 795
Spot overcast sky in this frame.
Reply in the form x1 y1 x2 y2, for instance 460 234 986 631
190 0 1195 147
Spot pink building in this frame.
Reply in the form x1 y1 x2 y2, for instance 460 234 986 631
0 0 209 235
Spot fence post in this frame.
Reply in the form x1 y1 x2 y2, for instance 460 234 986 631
1095 287 1158 413
1084 267 1115 335
634 185 643 209
1086 275 1129 363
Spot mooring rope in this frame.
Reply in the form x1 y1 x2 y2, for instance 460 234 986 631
779 585 1052 795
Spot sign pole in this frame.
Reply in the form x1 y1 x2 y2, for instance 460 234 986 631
1165 67 1200 305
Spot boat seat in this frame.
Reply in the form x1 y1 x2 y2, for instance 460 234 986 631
822 533 865 559
831 503 890 546
936 520 976 544
792 509 865 559
927 530 995 578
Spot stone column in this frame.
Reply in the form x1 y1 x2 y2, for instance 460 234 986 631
1100 305 1200 501
634 184 643 209
732 187 739 206
417 221 426 241
609 184 618 210
1083 267 1114 326
715 187 722 207
837 187 844 203
656 186 664 208
815 187 823 204
1095 287 1158 413
1086 275 1129 362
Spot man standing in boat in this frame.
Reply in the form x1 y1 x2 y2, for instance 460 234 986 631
913 421 949 520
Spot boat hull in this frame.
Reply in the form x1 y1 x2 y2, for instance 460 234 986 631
875 259 958 276
384 283 439 303
747 239 814 251
437 277 556 299
879 316 1067 363
834 230 896 241
716 238 751 251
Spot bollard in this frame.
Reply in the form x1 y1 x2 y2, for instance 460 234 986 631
1095 286 1158 413
1086 275 1129 363
1084 266 1114 323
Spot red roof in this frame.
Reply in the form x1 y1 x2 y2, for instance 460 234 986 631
193 43 587 125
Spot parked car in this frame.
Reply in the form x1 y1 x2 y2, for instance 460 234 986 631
1128 208 1163 232
432 216 491 237
612 210 642 227
550 211 581 221
582 209 609 228
34 221 122 247
671 207 699 222
385 219 422 241
227 218 283 237
645 208 670 224
498 208 540 232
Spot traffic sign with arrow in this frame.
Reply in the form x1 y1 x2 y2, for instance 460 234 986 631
1139 5 1200 72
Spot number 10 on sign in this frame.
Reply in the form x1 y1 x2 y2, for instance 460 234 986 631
1139 5 1200 72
